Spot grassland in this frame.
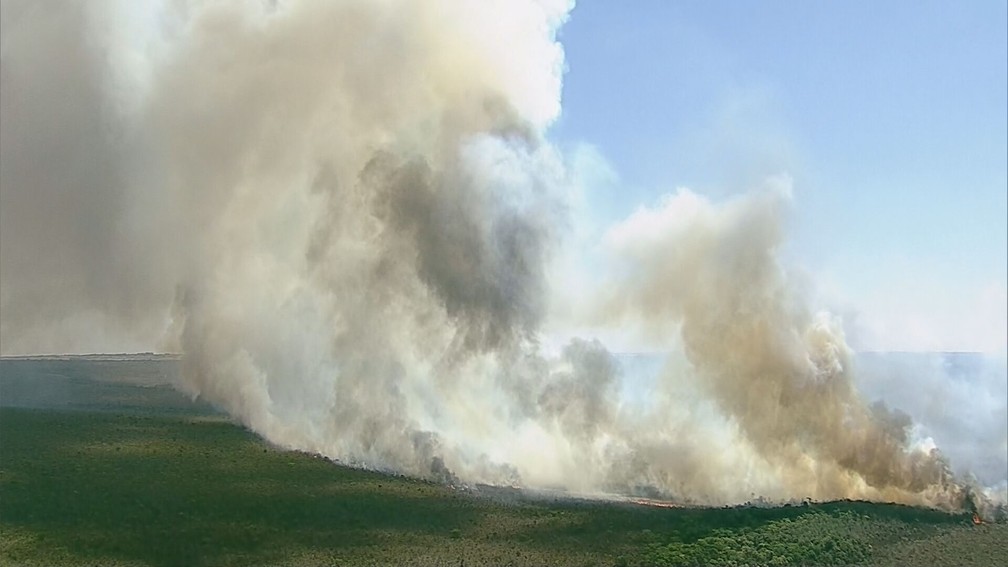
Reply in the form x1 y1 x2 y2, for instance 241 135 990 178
2 407 1005 567
1 358 1005 566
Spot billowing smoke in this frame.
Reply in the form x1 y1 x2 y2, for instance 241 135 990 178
1 0 1002 514
598 184 970 507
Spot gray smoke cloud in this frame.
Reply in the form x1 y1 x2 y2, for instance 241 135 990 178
0 1 175 353
854 352 1008 491
1 0 1001 515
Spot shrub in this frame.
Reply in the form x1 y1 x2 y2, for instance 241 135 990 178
643 511 872 566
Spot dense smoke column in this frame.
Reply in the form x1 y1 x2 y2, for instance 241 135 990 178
138 0 574 481
602 186 967 508
1 0 572 479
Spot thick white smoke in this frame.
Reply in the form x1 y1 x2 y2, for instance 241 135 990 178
1 0 1001 513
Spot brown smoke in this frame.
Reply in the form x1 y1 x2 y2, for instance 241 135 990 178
600 184 965 507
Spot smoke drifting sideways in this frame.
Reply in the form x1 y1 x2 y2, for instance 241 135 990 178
0 0 1002 516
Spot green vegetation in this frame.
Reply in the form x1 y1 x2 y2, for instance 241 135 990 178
1 407 1005 567
645 513 870 566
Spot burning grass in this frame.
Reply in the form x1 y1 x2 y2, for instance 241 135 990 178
1 407 1004 567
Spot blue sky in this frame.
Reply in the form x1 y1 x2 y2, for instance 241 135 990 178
550 1 1007 353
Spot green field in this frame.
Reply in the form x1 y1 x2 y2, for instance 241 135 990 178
1 359 1005 566
2 407 1006 567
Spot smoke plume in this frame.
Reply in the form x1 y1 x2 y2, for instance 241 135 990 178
599 184 967 507
1 0 1000 513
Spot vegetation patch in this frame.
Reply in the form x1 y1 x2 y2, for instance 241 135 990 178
1 407 1003 567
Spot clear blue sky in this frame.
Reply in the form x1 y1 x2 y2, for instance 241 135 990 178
549 1 1008 353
